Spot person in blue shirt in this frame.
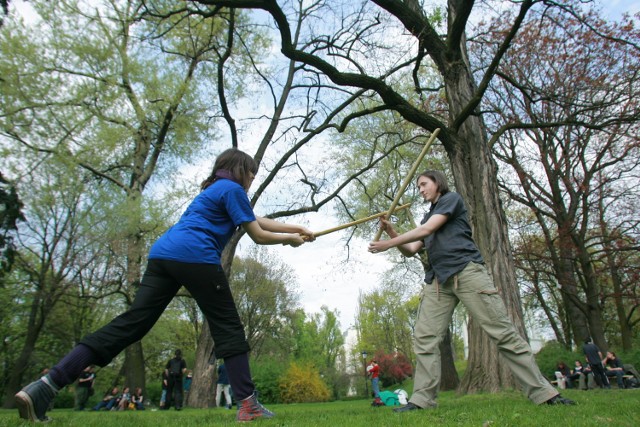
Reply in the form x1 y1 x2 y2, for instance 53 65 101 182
368 170 574 412
16 148 314 423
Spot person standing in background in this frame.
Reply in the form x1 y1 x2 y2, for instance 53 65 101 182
74 366 95 411
165 349 187 410
367 360 382 406
582 337 610 389
183 370 193 403
216 363 232 409
159 370 169 410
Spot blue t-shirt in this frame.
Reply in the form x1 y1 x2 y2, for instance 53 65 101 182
149 179 256 264
421 192 484 284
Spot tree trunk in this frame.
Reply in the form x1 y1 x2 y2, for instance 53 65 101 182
122 192 146 393
444 59 523 393
2 323 40 408
1 290 48 409
575 243 608 351
555 247 590 349
187 322 217 408
607 258 633 351
123 343 145 391
439 329 459 391
188 232 242 408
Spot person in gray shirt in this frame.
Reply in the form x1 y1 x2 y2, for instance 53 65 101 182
368 170 574 411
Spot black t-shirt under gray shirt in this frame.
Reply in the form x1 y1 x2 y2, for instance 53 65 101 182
420 192 484 285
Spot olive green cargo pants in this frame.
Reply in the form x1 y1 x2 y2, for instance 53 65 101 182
409 262 558 408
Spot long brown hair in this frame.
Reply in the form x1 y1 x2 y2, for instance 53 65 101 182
200 148 258 191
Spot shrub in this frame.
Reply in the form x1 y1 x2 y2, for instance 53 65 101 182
53 387 76 408
278 362 330 403
375 351 413 387
535 341 582 380
251 358 289 404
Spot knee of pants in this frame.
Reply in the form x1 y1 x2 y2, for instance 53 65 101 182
413 335 441 355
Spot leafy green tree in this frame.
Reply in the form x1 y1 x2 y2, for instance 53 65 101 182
0 0 244 396
249 357 288 404
356 273 420 364
229 249 300 358
0 161 120 407
288 306 347 399
481 7 640 351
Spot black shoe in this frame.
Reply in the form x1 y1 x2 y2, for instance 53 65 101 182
15 378 57 422
393 402 423 412
545 395 575 405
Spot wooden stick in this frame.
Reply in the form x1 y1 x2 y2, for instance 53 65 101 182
313 203 412 238
373 128 440 241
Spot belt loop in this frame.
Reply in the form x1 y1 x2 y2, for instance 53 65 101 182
454 274 458 291
435 277 440 301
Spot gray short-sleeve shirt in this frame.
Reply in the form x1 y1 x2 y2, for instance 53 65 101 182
421 192 484 284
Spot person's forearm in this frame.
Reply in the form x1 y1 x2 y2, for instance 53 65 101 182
250 228 295 245
386 225 431 249
257 216 302 233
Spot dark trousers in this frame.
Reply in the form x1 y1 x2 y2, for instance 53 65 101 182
63 260 255 399
589 363 611 388
81 260 250 363
606 370 626 388
74 386 90 410
167 375 183 409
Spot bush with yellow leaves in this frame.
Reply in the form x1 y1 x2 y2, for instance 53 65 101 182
278 362 331 403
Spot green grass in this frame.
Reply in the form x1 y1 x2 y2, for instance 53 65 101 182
1 389 639 426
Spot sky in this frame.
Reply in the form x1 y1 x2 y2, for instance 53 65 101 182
9 0 640 333
606 0 640 17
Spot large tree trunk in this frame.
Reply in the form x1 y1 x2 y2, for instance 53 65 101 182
187 322 217 408
123 344 145 391
444 53 524 393
188 232 242 408
554 241 590 348
1 302 44 408
604 250 633 351
122 193 146 393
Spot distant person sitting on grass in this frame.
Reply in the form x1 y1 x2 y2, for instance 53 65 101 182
132 387 145 410
92 387 119 411
603 352 626 389
117 387 131 411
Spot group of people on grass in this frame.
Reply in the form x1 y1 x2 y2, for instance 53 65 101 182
92 386 144 411
554 339 637 390
73 348 228 413
17 149 575 423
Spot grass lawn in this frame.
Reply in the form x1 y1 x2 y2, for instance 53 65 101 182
1 388 638 426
